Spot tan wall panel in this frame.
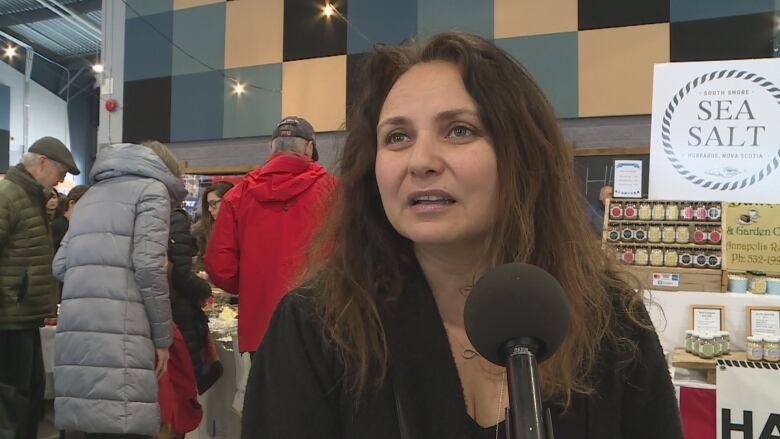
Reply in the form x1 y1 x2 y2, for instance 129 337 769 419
225 0 283 68
282 56 347 132
578 23 670 117
494 0 577 38
173 0 223 10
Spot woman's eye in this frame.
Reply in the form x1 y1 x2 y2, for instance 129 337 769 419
449 125 473 138
387 132 410 144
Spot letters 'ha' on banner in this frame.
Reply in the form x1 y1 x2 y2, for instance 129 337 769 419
649 58 780 203
716 360 780 439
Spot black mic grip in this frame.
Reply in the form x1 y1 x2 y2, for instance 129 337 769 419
503 337 547 439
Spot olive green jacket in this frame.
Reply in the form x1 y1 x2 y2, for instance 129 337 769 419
0 164 57 329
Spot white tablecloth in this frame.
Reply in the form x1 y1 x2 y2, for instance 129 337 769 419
645 290 780 352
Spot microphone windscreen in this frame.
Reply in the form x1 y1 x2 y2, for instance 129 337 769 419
464 263 571 366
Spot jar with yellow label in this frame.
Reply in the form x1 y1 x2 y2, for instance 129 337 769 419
651 203 666 221
648 225 662 243
638 202 652 220
675 225 690 244
634 248 649 266
665 203 679 221
650 248 664 266
749 271 767 294
662 226 676 243
664 249 678 267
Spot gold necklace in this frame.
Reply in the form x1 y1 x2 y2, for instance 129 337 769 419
444 324 479 359
495 379 505 439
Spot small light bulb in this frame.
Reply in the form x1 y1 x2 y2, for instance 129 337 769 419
323 3 334 17
233 82 245 95
4 46 17 59
92 63 104 73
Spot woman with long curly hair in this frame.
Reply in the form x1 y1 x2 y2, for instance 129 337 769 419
241 32 682 438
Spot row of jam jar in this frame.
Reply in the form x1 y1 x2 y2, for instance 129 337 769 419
606 225 722 244
613 247 722 268
609 201 721 221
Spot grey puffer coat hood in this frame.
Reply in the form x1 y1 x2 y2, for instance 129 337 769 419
52 143 185 435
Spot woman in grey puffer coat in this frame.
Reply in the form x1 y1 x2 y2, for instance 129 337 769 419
52 142 187 437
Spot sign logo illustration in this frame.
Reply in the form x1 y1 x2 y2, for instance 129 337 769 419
660 69 780 191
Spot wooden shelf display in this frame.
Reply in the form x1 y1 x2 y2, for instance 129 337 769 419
671 348 748 384
603 198 724 292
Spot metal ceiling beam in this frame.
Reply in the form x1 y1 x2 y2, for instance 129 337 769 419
0 0 100 28
34 0 101 41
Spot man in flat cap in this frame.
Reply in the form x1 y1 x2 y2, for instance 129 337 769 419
205 116 335 356
0 136 80 438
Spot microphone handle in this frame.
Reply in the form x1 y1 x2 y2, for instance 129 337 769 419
504 338 547 439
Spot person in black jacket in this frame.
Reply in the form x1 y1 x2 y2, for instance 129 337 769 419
169 208 222 394
241 32 683 439
51 185 89 251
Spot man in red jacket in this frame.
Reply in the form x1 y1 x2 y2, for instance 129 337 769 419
205 116 335 354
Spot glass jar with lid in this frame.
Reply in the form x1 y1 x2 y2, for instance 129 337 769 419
685 330 695 353
664 249 678 267
692 332 701 356
638 202 652 220
708 228 722 244
665 202 680 221
679 253 693 267
634 248 649 266
707 253 721 269
648 225 662 243
720 331 731 355
747 336 763 361
676 225 690 244
609 201 623 220
651 203 666 221
662 226 677 243
698 333 716 359
764 336 780 362
749 271 767 294
693 227 708 244
712 333 723 356
649 248 664 266
634 227 647 242
621 248 635 265
623 202 638 220
621 227 634 242
693 252 708 268
607 226 620 242
694 203 708 221
707 204 722 222
681 202 694 220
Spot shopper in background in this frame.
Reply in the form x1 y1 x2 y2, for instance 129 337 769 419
169 206 222 394
53 141 186 438
191 181 233 270
587 184 613 234
46 189 62 222
241 33 682 438
51 184 89 251
205 116 336 355
0 136 79 439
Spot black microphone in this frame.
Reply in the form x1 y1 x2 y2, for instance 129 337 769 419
464 263 571 439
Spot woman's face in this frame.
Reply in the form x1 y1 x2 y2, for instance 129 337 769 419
206 192 222 219
375 61 499 252
46 193 58 213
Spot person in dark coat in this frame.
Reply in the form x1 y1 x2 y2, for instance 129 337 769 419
51 185 89 252
169 208 222 394
241 32 683 438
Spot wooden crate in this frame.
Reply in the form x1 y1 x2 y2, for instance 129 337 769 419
624 265 724 292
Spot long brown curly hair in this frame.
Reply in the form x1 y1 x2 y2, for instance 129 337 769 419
303 32 643 407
